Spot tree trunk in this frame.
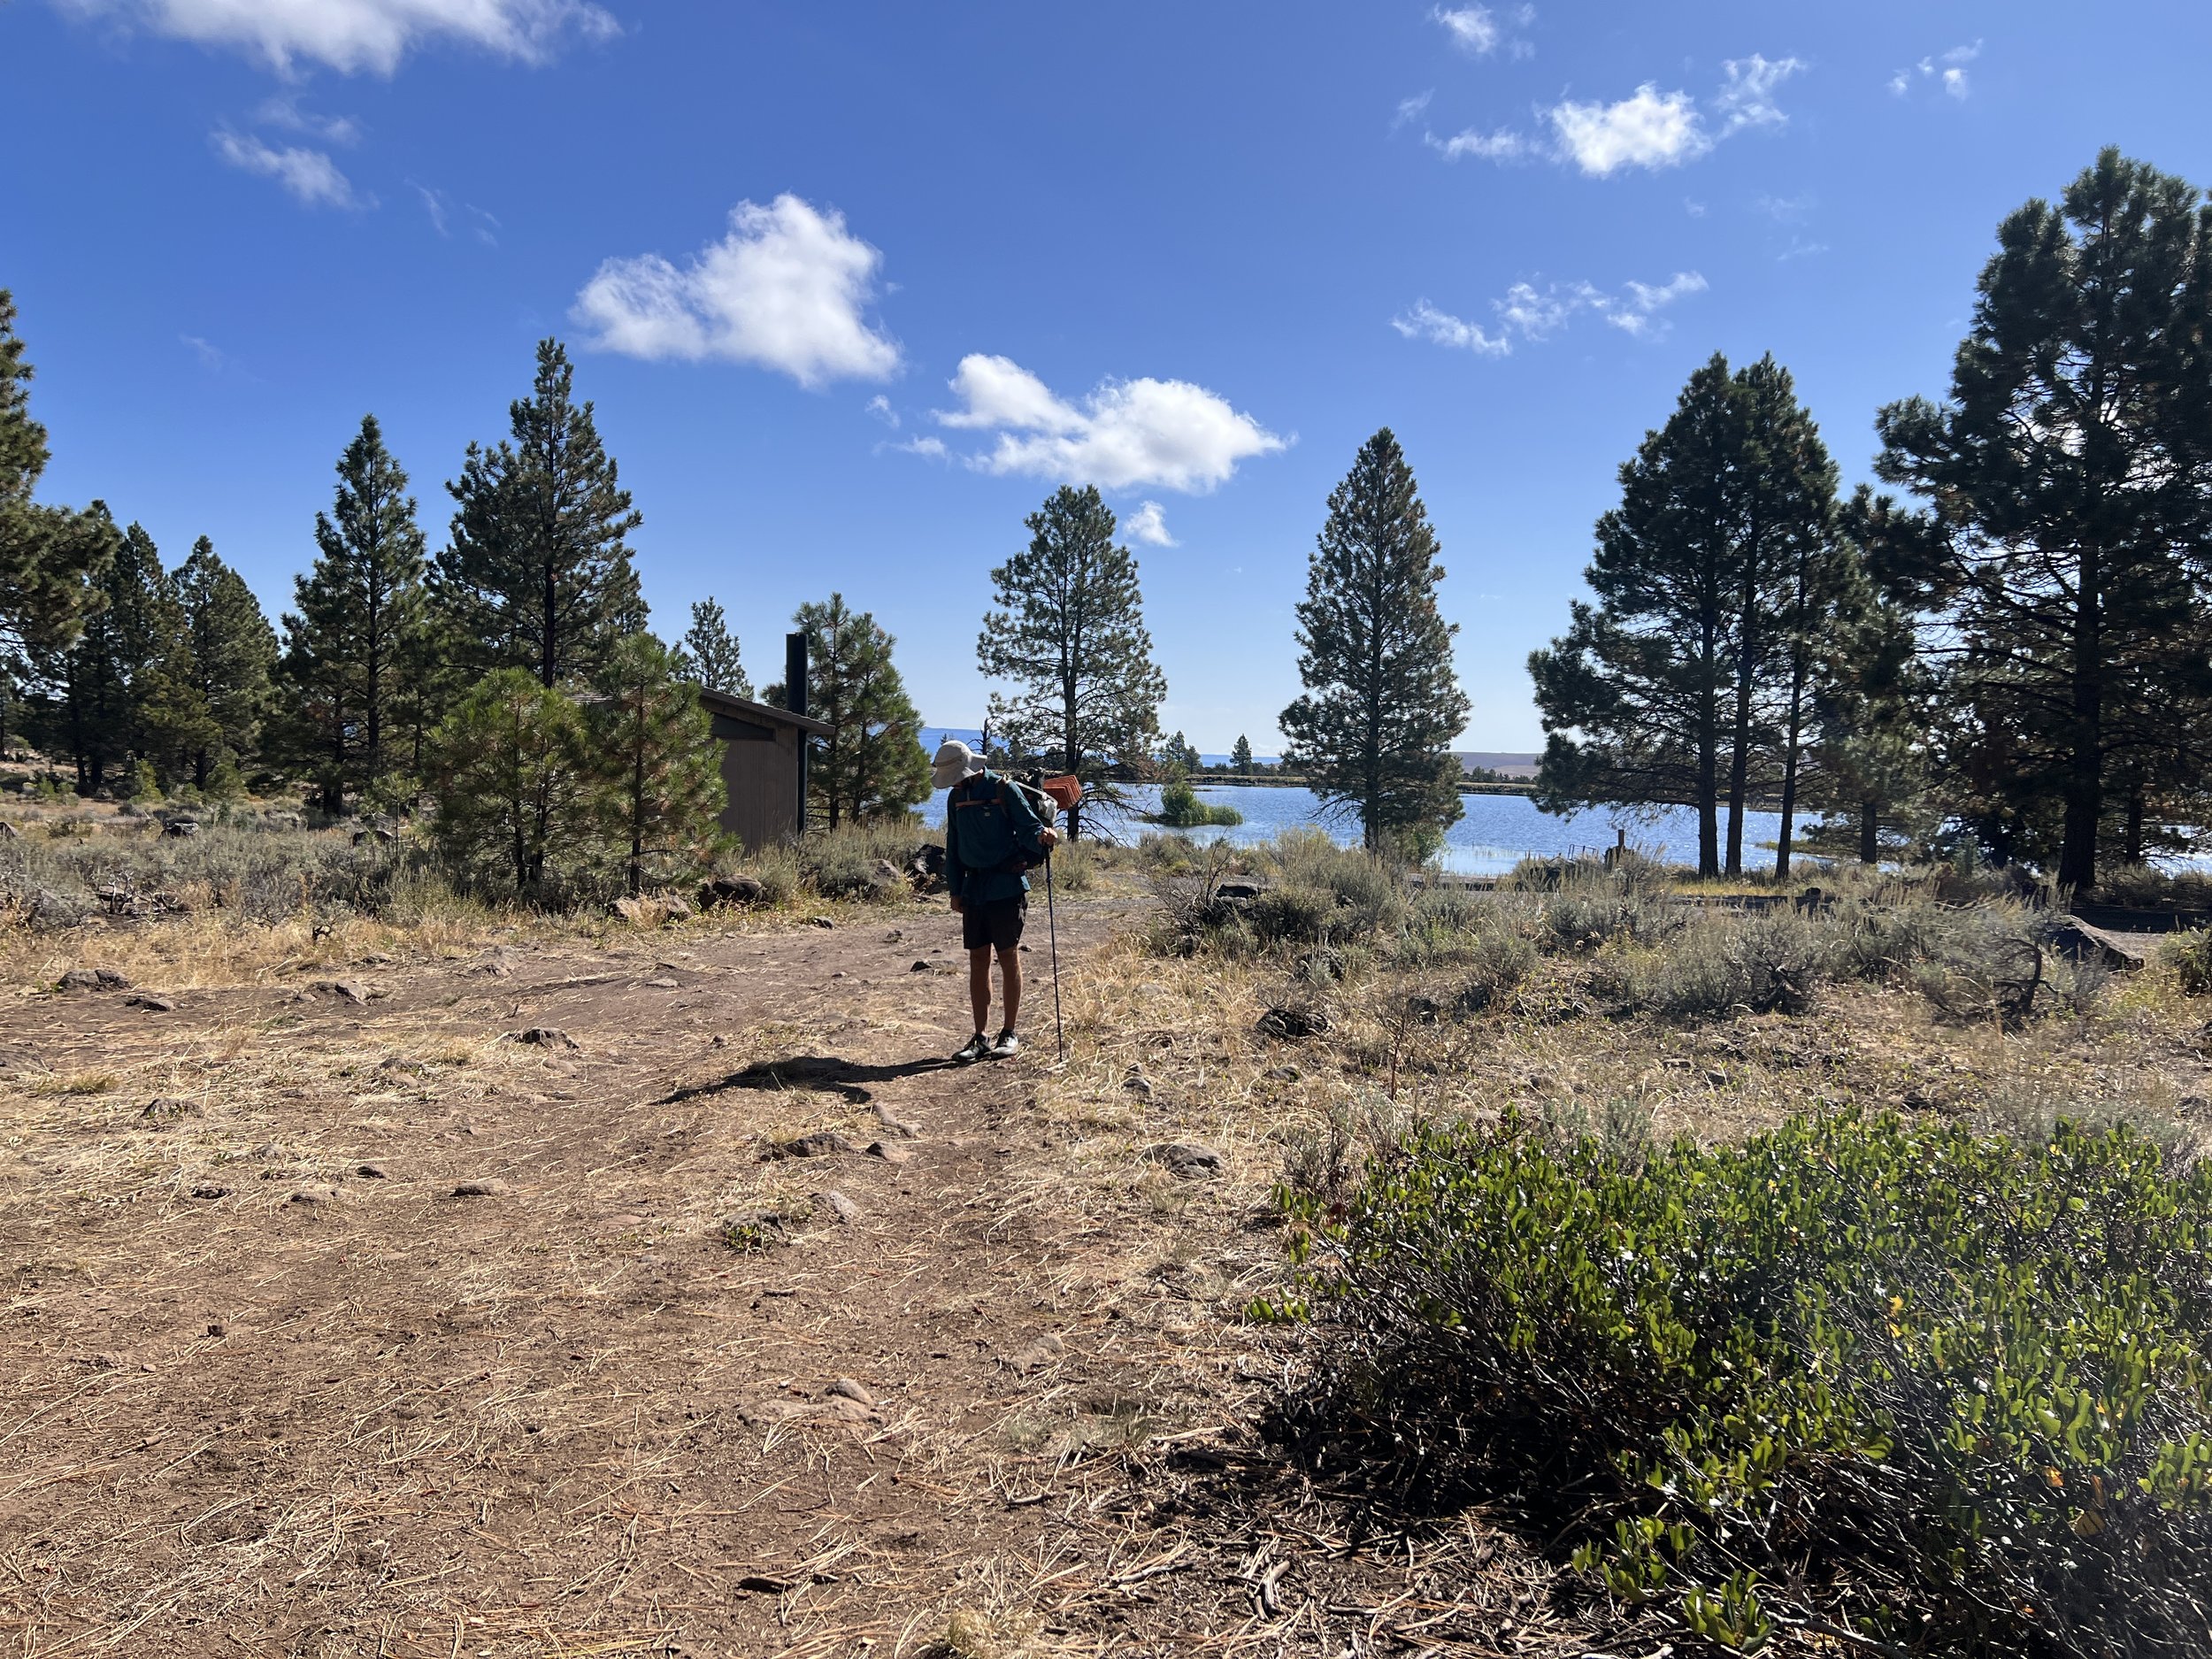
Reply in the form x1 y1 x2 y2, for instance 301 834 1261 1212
2058 547 2102 894
2124 783 2146 864
1859 798 1879 864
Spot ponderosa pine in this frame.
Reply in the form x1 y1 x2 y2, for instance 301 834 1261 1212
1281 428 1469 856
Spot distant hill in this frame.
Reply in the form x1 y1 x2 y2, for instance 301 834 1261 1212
1456 751 1540 780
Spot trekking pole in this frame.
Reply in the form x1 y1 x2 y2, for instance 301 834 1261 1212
1045 849 1064 1064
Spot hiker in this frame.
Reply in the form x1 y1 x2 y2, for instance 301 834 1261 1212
934 739 1057 1062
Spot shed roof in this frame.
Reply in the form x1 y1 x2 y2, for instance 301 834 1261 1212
696 685 832 738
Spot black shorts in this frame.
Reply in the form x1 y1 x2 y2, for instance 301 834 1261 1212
963 895 1027 952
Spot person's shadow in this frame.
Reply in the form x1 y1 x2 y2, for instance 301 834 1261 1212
655 1053 953 1107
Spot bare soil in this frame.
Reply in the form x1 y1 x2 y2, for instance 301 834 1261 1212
0 889 1572 1658
12 878 2208 1658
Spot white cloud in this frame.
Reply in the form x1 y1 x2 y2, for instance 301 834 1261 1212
1396 270 1706 356
1431 4 1532 58
211 129 365 207
1713 53 1804 133
864 394 899 429
1392 299 1510 356
180 334 226 368
255 93 359 144
929 356 1284 494
412 180 449 234
572 195 902 388
891 434 949 460
1892 42 1979 100
1393 90 1433 131
67 0 618 76
1432 55 1801 176
1427 126 1528 161
1547 84 1710 174
1605 271 1708 335
1432 4 1499 53
1548 84 1699 175
1124 501 1177 547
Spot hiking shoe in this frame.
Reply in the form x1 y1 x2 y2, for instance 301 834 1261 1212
952 1033 992 1064
991 1030 1019 1058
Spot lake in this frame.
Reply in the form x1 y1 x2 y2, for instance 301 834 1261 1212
927 778 1789 875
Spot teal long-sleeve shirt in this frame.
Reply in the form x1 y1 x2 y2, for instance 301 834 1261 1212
944 771 1048 904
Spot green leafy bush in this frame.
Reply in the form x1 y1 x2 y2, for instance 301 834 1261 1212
2165 929 2212 996
1272 1110 2212 1655
1636 910 1836 1020
1153 780 1244 827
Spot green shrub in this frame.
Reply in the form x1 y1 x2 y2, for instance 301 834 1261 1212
1634 910 1836 1021
1045 840 1095 894
1273 1109 2212 1655
1153 780 1244 827
1909 904 2055 1027
1248 883 1340 946
2166 929 2212 996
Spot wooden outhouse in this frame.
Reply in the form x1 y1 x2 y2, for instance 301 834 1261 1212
697 687 828 852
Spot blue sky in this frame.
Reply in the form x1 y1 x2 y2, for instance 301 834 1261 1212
7 2 2209 750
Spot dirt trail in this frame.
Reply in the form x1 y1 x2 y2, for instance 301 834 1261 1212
0 895 1209 1654
0 889 1581 1656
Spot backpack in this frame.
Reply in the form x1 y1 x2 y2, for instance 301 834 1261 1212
953 770 1056 877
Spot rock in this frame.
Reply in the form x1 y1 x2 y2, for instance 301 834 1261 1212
309 979 369 1004
190 1184 230 1201
645 976 680 989
351 826 397 845
58 967 131 993
821 1394 874 1423
883 928 903 943
612 895 673 926
865 1140 910 1165
1143 1142 1223 1178
872 1103 922 1138
809 916 835 930
471 951 515 978
661 895 694 921
1256 1002 1329 1041
1704 1069 1729 1088
872 858 904 887
376 1056 430 1075
452 1179 511 1197
512 1027 578 1048
206 1322 226 1338
1123 1069 1155 1101
1003 1333 1064 1374
764 1131 857 1161
1216 879 1266 902
2049 917 2154 970
356 1163 388 1179
1263 1064 1302 1082
696 874 766 910
910 959 932 972
124 993 177 1012
826 1377 875 1407
161 817 199 839
141 1097 198 1122
1405 993 1442 1025
289 1187 341 1205
819 1189 862 1224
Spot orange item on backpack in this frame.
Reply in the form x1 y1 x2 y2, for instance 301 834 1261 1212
1041 774 1082 813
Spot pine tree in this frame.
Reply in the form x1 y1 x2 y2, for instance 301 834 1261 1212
436 340 645 688
792 593 930 826
0 291 114 686
1530 357 1843 877
1280 429 1470 856
53 521 207 792
282 415 429 812
978 485 1166 841
174 537 276 789
1728 357 1846 878
1161 730 1202 773
1876 150 2212 892
587 633 727 895
674 597 751 697
426 669 597 895
1231 733 1254 773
